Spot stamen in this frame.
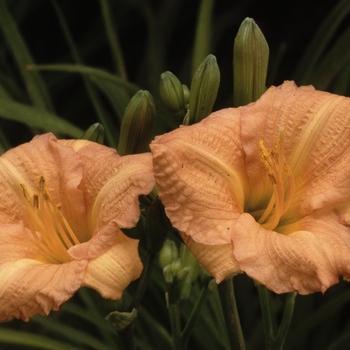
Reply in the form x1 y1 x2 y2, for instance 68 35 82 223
19 176 79 263
254 128 295 231
57 204 80 246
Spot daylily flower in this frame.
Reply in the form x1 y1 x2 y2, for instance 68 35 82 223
150 81 350 294
0 133 155 321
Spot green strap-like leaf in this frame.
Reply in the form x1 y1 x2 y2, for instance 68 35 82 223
0 1 53 110
50 1 123 148
191 0 215 75
0 99 82 137
33 315 116 350
307 25 350 90
99 0 128 80
0 329 75 350
27 63 139 124
294 0 350 84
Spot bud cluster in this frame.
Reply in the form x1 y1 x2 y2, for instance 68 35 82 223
159 239 208 300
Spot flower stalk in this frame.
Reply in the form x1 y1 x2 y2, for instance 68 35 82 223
257 281 297 350
218 276 246 350
168 279 215 350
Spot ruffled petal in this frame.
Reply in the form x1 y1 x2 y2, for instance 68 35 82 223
0 221 87 321
233 210 350 294
240 81 350 216
0 259 87 322
0 133 154 321
152 81 350 295
82 232 142 299
181 233 242 283
63 144 155 257
68 220 119 260
0 222 46 262
71 143 155 234
151 109 249 245
0 133 87 239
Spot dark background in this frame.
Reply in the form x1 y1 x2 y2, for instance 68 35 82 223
2 0 347 145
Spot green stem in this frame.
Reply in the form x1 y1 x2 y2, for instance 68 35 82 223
218 276 246 350
256 281 296 350
118 325 136 350
181 279 215 346
118 252 156 350
130 252 156 310
169 302 183 350
273 292 296 350
256 282 276 349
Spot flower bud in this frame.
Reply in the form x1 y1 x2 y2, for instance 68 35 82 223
80 123 104 144
182 84 190 105
158 239 179 269
170 258 183 276
178 245 203 300
163 265 175 284
180 244 200 283
106 308 137 332
159 71 187 116
233 17 269 107
188 54 220 124
180 276 193 300
177 266 190 280
118 90 156 155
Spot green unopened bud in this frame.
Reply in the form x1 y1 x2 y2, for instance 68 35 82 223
159 239 179 269
162 257 183 284
106 308 137 331
177 266 190 280
182 84 190 105
233 17 269 107
163 265 175 284
180 244 200 283
170 258 183 276
188 54 220 124
180 276 192 300
159 71 187 117
118 90 156 155
80 123 104 144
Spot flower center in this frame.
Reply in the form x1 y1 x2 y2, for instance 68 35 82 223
20 176 80 263
251 128 295 231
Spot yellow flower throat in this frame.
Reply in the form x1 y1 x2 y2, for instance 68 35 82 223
21 176 79 263
251 129 296 231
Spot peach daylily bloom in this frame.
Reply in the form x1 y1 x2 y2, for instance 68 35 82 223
0 133 155 321
151 81 350 294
